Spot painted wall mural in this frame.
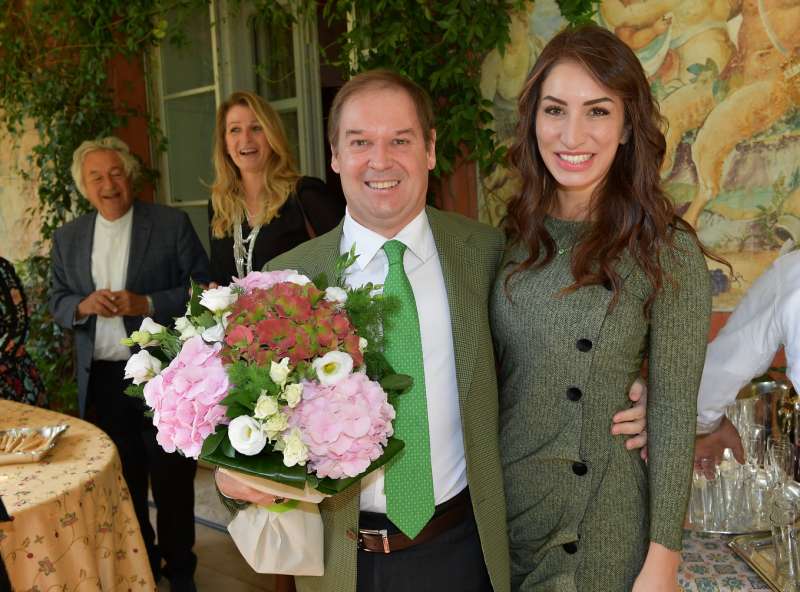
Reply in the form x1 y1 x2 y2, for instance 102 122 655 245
479 0 800 310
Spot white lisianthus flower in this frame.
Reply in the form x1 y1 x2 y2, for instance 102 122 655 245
280 428 309 467
286 273 311 286
174 316 201 341
253 393 279 419
140 317 166 336
262 412 290 440
269 357 291 387
124 350 162 385
282 383 303 408
201 322 225 343
199 286 236 312
227 416 267 456
324 286 347 306
312 351 354 385
358 337 368 353
129 317 166 347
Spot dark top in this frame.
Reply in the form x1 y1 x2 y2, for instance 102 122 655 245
208 176 345 284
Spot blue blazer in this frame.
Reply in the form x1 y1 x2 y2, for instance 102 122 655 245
49 200 210 416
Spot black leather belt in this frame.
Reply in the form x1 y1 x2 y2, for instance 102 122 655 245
357 489 471 554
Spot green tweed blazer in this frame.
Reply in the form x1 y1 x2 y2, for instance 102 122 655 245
265 206 510 592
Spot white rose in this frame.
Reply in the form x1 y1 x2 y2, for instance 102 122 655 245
201 321 225 343
280 428 309 467
124 350 162 385
262 412 289 440
282 383 303 408
312 351 354 386
286 273 311 286
358 337 368 353
199 286 237 312
324 286 347 306
269 357 291 387
227 416 267 456
174 316 200 341
253 393 279 419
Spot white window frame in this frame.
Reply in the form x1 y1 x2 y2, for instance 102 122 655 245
148 1 325 207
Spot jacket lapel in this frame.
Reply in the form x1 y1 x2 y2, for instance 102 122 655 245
427 208 481 409
126 200 151 290
78 213 97 293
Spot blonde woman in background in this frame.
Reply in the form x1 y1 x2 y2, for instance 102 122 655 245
208 91 344 284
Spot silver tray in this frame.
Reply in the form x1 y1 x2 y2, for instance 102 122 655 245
0 424 69 465
729 533 785 591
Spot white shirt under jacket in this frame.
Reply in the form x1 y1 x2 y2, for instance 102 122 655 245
340 208 467 513
91 208 133 361
697 250 800 433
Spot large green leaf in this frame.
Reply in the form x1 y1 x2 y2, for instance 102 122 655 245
200 446 309 489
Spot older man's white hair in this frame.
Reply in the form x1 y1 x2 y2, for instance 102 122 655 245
71 136 141 198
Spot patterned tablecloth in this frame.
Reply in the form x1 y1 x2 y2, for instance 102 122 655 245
681 530 773 591
0 400 156 592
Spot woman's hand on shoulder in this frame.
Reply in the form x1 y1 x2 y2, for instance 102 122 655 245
632 541 681 592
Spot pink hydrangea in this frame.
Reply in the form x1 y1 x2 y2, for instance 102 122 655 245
143 336 230 459
232 270 298 292
288 373 395 479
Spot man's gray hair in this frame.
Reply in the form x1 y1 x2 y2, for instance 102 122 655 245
71 136 141 197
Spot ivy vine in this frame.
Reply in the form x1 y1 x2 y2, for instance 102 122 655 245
0 0 595 412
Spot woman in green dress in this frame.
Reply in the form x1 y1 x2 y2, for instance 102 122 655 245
491 25 714 591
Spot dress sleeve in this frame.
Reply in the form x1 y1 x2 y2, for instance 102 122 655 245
295 177 345 236
696 255 786 432
647 230 712 550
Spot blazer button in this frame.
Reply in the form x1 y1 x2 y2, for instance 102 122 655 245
562 542 578 554
566 387 583 402
576 338 593 352
572 462 588 476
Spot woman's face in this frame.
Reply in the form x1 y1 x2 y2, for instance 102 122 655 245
224 104 272 175
535 60 627 207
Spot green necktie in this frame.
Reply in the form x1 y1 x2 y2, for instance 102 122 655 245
382 239 435 539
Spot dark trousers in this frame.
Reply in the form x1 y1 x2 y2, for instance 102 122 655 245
86 360 197 581
356 494 493 592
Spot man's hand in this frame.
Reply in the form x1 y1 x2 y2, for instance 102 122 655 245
694 416 744 465
215 469 279 506
612 378 648 459
77 289 118 319
109 290 149 317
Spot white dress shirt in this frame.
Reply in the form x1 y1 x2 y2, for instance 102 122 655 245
341 209 466 513
91 208 133 361
697 250 800 433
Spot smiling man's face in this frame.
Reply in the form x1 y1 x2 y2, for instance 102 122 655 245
82 149 134 221
331 86 436 238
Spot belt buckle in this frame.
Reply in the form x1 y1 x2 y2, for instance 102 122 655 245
359 528 390 553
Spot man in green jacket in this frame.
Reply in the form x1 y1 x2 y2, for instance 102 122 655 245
217 69 647 592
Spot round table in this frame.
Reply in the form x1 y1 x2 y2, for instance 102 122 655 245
0 400 156 591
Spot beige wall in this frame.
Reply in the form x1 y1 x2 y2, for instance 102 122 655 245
0 118 42 262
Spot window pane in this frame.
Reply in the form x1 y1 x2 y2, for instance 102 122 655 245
162 8 215 95
278 110 300 168
164 92 216 202
253 19 296 101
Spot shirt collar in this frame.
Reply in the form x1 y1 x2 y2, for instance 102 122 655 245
341 207 436 270
96 205 133 228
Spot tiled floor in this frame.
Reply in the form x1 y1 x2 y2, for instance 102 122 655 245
150 465 276 592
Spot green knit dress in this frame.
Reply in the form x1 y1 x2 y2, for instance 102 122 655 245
490 217 711 592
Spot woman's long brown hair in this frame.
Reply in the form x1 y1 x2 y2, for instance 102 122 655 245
505 25 721 315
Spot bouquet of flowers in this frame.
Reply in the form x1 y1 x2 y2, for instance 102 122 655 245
122 252 408 497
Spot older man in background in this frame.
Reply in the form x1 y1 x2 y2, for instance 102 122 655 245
50 137 210 592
